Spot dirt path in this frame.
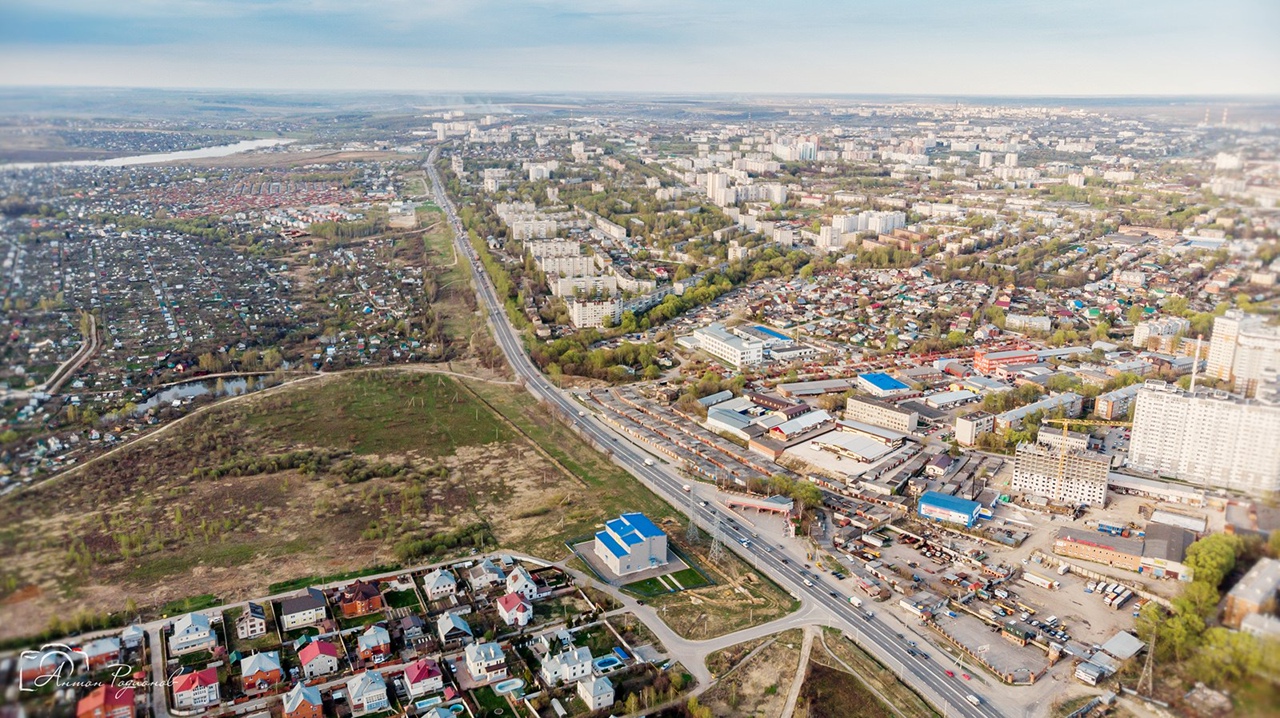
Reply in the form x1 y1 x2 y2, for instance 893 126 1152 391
781 625 816 718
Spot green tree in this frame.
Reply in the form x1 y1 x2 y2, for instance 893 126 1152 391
790 481 824 520
1184 534 1244 588
1173 581 1219 619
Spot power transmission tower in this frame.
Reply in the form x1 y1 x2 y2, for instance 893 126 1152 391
709 513 726 564
1137 632 1157 696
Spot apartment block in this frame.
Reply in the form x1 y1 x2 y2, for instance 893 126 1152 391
1129 380 1280 495
1012 441 1109 506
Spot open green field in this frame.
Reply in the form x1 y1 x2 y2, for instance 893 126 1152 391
0 369 593 643
245 372 512 455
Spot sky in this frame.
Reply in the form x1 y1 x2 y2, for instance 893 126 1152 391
0 0 1278 96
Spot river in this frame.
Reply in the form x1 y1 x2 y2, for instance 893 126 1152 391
0 138 295 170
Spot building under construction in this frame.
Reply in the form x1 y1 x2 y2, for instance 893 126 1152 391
1011 441 1110 506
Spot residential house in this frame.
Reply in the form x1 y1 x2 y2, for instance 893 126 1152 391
298 640 341 679
346 671 390 716
168 613 217 656
338 580 384 618
403 657 444 697
239 651 282 693
496 592 533 627
464 642 507 684
540 646 592 686
236 602 268 640
466 559 505 590
506 566 542 601
120 625 145 650
534 630 574 654
436 612 473 646
422 569 458 601
282 683 324 718
578 676 615 712
279 588 328 630
80 637 122 669
398 615 426 641
356 625 392 662
18 649 75 685
76 686 135 718
172 667 220 710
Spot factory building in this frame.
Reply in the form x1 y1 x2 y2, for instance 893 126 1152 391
917 491 982 528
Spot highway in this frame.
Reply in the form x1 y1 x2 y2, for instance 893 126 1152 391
424 148 1003 718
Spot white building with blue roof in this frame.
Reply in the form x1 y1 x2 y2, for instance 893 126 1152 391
594 512 669 577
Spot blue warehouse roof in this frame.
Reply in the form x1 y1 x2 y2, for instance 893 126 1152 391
918 491 982 516
860 372 909 391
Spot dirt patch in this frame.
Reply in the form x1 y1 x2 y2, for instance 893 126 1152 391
700 629 802 717
797 661 891 718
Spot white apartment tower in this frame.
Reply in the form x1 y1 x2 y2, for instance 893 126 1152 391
1207 311 1280 395
1128 379 1280 495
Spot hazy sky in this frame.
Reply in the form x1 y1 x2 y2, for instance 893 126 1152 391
1 0 1277 95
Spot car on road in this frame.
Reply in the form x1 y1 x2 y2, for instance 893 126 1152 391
803 579 813 587
945 670 955 677
962 673 971 680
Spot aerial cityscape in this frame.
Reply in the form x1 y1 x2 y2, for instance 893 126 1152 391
1 3 1279 718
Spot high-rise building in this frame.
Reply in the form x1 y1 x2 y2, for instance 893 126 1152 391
1128 379 1280 495
979 152 994 169
1207 311 1280 395
1133 316 1190 352
1012 440 1110 506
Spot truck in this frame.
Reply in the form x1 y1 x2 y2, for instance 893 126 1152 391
1023 572 1060 590
1056 564 1070 576
1113 591 1134 610
849 595 865 609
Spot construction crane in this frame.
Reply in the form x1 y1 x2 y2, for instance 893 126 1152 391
1041 417 1133 505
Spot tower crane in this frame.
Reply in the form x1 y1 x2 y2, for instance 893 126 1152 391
1040 417 1133 504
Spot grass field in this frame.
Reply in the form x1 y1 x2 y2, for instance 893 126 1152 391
245 372 512 455
0 369 598 642
383 589 422 610
621 577 670 597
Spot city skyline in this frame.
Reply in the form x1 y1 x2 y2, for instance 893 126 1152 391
1 0 1278 96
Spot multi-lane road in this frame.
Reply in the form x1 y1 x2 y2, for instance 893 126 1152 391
424 149 1007 718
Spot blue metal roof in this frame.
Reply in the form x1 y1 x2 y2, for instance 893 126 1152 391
595 531 628 559
620 512 664 539
918 491 981 516
860 372 909 391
